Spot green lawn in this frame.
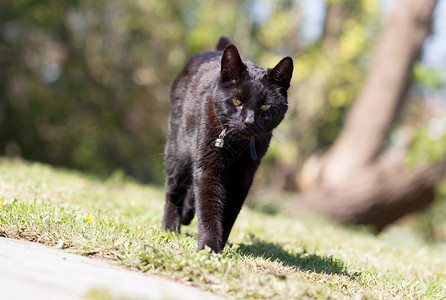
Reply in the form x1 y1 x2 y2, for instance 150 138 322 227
1 157 445 299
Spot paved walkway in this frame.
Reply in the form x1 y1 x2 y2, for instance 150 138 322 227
0 237 225 300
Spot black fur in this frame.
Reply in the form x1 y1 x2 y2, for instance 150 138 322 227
162 37 293 252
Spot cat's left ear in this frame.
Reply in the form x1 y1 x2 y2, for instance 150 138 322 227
267 57 293 90
221 44 247 82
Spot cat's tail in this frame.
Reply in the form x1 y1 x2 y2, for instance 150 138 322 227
216 36 231 51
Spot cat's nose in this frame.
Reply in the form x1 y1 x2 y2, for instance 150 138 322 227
244 110 255 125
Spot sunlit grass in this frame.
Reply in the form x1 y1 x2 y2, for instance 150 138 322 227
1 157 445 299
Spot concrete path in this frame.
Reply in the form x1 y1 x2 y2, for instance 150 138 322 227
0 237 225 300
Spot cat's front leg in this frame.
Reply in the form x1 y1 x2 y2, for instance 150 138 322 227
194 166 226 252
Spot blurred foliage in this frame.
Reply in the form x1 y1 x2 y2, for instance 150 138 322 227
0 0 299 183
0 0 244 183
1 0 445 190
406 108 446 242
260 0 383 188
408 116 446 166
403 61 446 242
413 64 446 91
0 0 381 184
289 0 382 157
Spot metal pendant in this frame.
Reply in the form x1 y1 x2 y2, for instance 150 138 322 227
215 138 224 148
215 128 227 148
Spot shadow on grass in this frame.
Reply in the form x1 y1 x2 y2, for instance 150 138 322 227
238 239 359 278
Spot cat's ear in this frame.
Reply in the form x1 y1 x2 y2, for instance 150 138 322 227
216 36 231 51
267 57 293 90
220 44 246 82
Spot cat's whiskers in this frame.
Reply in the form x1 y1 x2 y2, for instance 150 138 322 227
257 134 271 149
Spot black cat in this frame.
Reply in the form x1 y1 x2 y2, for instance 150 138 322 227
162 36 293 252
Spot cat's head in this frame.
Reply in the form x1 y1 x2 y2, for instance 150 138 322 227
213 44 293 139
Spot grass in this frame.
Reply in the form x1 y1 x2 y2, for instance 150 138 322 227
1 157 445 299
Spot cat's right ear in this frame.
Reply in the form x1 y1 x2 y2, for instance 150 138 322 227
220 44 246 83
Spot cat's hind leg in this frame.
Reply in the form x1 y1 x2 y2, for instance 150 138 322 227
162 161 192 233
181 188 195 225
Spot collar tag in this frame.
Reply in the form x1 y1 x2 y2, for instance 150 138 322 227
215 128 227 148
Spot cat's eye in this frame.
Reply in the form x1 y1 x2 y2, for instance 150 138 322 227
261 104 271 111
232 98 242 106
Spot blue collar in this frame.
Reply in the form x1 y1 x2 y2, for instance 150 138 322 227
249 137 257 161
215 128 257 161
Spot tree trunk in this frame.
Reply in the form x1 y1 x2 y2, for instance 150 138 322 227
298 0 443 230
305 157 446 230
320 0 439 187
